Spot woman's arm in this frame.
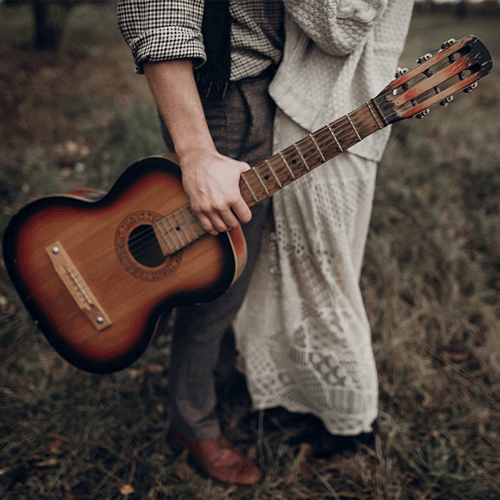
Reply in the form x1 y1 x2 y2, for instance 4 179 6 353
283 0 388 56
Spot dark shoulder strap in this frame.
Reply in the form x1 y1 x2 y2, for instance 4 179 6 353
196 0 231 99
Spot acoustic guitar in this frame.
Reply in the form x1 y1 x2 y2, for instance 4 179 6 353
3 35 492 373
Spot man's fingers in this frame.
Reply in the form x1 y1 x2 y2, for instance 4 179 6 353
196 212 218 236
197 211 231 235
230 199 252 225
218 207 241 230
180 152 253 234
195 201 251 236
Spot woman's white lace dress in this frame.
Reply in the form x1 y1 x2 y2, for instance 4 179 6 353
234 0 413 435
235 109 379 435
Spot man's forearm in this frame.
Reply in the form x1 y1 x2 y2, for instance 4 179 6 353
144 59 215 158
143 60 252 235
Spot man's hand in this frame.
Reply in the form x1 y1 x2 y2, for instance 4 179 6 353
179 148 252 236
144 59 252 236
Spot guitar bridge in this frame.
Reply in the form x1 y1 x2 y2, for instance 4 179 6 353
46 241 111 333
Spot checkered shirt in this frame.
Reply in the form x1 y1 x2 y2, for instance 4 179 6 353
117 0 284 80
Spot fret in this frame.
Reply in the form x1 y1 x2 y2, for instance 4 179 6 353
160 219 179 250
155 220 175 253
172 212 190 243
148 98 395 257
281 151 296 179
190 207 206 236
312 127 338 161
279 151 299 173
326 124 343 152
265 159 282 187
309 133 326 162
179 206 198 239
166 216 184 246
293 144 309 172
367 101 383 129
347 113 362 141
250 166 270 196
241 174 259 203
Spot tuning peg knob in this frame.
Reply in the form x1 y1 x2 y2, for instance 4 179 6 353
417 53 432 64
441 38 456 50
395 67 409 78
463 82 478 93
439 95 454 107
415 109 430 119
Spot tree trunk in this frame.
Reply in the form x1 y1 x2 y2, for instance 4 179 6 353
32 1 74 50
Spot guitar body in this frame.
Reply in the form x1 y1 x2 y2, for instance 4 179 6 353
2 156 247 373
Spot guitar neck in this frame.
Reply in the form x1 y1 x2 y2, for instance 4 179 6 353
238 99 387 208
153 99 387 256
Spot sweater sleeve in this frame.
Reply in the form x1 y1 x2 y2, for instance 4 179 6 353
117 0 206 74
282 0 388 56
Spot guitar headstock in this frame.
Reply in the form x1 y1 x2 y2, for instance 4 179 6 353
374 35 493 125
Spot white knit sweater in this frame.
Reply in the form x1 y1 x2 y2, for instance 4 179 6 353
269 0 414 162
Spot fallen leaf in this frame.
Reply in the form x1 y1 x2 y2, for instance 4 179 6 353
147 363 164 373
336 491 359 498
120 484 135 495
128 369 141 379
35 458 58 467
174 450 194 482
49 437 67 455
295 442 314 480
441 349 469 362
0 295 7 308
246 444 257 461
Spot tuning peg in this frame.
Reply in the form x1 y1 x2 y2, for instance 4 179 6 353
395 67 409 78
417 53 432 64
441 38 456 50
463 82 478 93
439 95 454 107
415 109 430 119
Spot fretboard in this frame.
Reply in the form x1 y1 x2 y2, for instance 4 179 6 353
154 99 386 256
239 99 386 207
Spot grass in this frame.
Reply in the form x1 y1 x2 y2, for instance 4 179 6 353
1 4 500 499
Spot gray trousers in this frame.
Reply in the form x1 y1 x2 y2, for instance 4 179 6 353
160 72 275 440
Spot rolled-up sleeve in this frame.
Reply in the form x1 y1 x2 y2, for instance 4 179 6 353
117 0 206 73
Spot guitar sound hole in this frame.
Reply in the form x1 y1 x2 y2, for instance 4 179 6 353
128 225 166 268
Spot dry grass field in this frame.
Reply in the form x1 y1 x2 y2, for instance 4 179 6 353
1 4 499 499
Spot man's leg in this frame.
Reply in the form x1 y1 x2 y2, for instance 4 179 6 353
164 74 275 440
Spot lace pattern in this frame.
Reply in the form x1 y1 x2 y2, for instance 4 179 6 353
235 110 379 435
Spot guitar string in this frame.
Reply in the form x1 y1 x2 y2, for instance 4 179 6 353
109 52 476 263
38 104 388 298
122 107 378 260
34 57 481 308
43 56 471 282
42 105 380 298
93 106 379 264
38 50 470 297
120 53 486 262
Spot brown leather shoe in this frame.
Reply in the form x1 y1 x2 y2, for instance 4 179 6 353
172 431 261 486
